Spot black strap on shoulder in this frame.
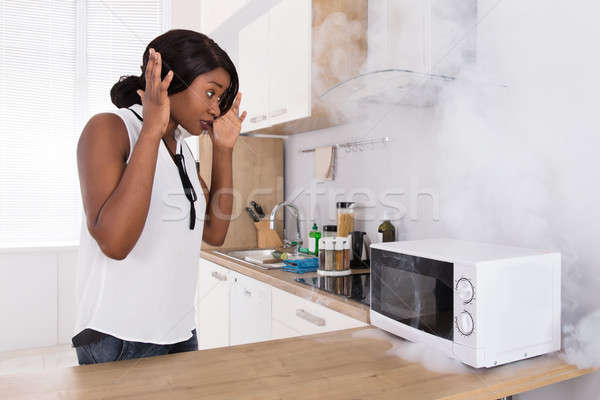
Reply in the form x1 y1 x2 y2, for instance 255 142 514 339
128 107 143 122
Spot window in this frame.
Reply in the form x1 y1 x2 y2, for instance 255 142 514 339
0 0 170 245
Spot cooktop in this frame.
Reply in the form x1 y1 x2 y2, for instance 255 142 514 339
295 272 370 306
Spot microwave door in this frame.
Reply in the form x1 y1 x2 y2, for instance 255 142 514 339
371 249 454 341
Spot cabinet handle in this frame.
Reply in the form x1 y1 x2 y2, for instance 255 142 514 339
244 288 252 297
296 309 325 327
269 108 288 118
211 271 227 281
249 115 267 123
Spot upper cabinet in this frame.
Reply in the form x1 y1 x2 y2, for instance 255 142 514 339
200 0 366 136
200 0 250 36
238 0 312 133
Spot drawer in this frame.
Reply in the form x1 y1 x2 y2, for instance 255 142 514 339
272 287 366 336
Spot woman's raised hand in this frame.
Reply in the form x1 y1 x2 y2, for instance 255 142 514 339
211 92 247 149
137 48 174 140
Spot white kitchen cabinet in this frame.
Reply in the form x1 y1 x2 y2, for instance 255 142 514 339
271 287 367 337
238 10 271 131
200 0 250 35
230 272 272 346
238 0 311 132
271 319 302 341
0 253 58 352
265 0 311 126
196 259 232 350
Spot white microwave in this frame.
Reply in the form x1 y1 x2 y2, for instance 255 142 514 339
370 238 561 368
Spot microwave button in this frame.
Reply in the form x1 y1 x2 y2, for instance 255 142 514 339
456 278 474 304
456 311 474 336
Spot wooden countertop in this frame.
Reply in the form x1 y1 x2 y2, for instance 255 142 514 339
1 327 595 400
200 249 371 324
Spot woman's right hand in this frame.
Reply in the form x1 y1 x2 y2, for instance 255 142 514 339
136 48 174 140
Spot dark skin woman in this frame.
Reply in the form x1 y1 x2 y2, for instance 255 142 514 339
77 32 247 260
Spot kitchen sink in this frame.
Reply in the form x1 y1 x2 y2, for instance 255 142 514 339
213 248 314 270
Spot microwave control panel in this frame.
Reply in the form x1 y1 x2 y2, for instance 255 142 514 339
453 263 477 348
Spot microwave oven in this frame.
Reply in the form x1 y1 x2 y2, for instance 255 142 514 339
370 238 561 368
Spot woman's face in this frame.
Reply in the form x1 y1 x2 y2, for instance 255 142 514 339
170 67 231 135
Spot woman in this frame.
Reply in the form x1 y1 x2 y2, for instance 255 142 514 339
73 29 246 364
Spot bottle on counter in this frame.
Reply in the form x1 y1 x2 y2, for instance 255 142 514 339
308 223 321 256
377 209 396 243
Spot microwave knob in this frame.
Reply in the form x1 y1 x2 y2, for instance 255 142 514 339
456 311 474 336
456 278 474 304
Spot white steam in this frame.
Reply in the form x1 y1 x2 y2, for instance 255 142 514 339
286 0 600 378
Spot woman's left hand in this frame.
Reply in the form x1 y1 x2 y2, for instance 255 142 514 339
211 92 247 149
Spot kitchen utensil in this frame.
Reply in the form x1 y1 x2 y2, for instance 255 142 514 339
250 200 265 219
246 207 260 222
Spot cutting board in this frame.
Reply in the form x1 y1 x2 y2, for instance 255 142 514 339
198 135 284 250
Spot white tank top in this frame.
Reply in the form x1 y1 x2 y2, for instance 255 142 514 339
74 103 205 344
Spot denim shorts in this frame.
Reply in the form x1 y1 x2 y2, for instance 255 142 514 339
75 329 198 365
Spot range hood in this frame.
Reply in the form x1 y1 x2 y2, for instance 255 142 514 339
319 0 477 106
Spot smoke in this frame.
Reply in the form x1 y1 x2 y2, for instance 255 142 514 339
433 0 600 370
351 327 470 374
285 0 600 378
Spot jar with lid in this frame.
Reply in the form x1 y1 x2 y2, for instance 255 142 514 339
336 202 355 237
322 225 337 237
318 238 335 271
335 237 348 271
343 238 351 270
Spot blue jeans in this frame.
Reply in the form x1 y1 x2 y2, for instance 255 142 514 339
75 329 198 365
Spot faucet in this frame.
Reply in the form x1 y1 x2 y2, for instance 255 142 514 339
269 201 303 252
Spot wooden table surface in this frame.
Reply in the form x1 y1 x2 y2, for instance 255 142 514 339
1 327 596 400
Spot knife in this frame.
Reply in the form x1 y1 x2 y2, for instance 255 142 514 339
246 207 260 222
250 200 265 219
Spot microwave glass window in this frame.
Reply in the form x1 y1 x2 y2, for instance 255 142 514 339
371 249 454 340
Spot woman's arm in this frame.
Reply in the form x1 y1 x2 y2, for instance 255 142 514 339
200 146 234 246
77 48 173 260
77 116 163 260
201 93 246 246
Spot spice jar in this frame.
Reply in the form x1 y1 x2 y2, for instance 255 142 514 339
343 238 351 270
335 237 347 271
318 238 326 270
336 202 355 237
322 225 338 237
319 238 335 271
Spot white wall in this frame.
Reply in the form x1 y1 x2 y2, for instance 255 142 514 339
284 0 600 398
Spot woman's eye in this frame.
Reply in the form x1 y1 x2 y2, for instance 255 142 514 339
207 90 215 98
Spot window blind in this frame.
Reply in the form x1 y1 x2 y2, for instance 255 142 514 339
0 0 169 245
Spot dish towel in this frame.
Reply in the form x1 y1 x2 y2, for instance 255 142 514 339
314 145 336 181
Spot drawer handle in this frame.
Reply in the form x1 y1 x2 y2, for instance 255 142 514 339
269 108 287 118
211 271 227 281
296 309 325 327
244 288 252 297
250 114 267 123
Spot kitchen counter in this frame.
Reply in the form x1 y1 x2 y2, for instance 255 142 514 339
200 249 371 324
1 326 595 400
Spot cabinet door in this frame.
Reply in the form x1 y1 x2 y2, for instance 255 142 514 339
196 259 231 350
272 287 367 336
238 11 271 132
201 0 249 35
230 273 272 346
271 319 302 341
267 0 311 125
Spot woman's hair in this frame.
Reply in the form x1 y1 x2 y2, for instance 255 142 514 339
110 29 239 116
